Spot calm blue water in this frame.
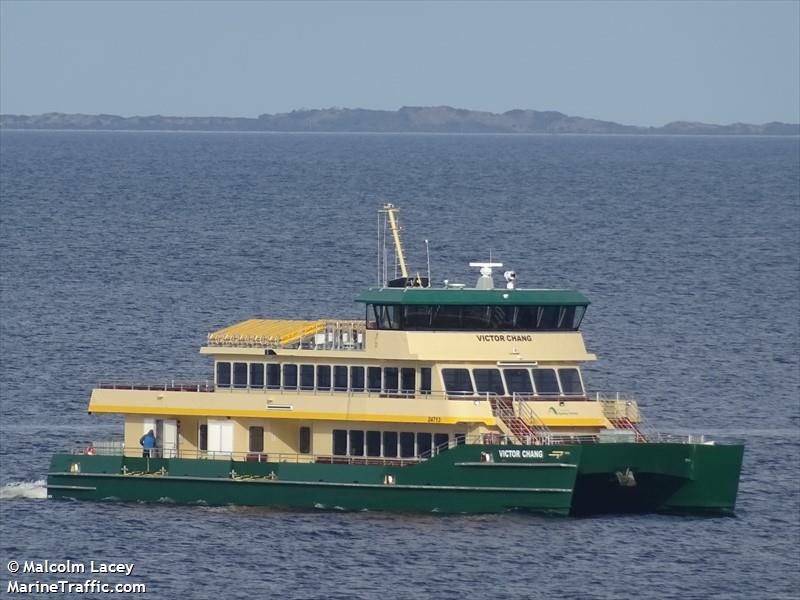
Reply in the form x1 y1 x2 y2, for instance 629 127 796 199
1 131 798 599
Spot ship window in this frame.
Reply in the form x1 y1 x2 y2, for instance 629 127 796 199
266 364 281 389
504 369 533 395
383 432 398 458
558 368 584 396
233 362 248 388
366 431 381 457
367 367 382 392
420 368 432 394
333 430 347 456
216 362 231 387
473 369 505 396
461 306 491 329
199 424 208 451
442 368 474 395
250 363 265 389
383 367 399 393
249 426 264 453
300 365 314 390
350 366 365 392
316 365 331 391
403 305 432 328
455 433 466 445
400 432 415 458
401 368 415 395
282 364 298 389
349 430 364 456
538 306 560 330
431 305 462 329
416 432 432 457
434 433 449 453
532 369 559 395
299 427 311 454
333 366 348 391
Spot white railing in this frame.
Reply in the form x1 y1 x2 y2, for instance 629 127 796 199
98 381 214 392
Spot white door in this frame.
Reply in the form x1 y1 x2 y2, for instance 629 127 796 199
157 419 178 458
207 420 234 459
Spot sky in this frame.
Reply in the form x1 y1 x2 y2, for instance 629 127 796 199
1 0 798 126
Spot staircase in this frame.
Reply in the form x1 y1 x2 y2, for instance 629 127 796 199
601 399 651 442
490 396 551 445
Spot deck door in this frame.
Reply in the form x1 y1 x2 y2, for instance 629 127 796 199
157 419 178 458
207 420 234 459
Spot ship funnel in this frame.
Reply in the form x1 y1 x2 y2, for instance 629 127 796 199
469 261 503 289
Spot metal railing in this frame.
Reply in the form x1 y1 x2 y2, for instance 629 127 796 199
207 320 366 351
98 381 214 392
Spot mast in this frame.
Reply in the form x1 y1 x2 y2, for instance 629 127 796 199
382 203 409 279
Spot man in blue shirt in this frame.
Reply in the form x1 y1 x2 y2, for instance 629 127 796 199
139 429 157 458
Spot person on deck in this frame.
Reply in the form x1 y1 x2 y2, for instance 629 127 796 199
139 429 157 458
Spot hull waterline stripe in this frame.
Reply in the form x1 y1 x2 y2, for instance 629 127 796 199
48 473 571 494
455 462 577 468
47 484 97 491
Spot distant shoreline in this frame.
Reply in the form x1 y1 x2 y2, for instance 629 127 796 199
2 106 798 135
2 128 798 138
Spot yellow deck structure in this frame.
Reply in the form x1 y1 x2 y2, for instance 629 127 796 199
208 319 325 348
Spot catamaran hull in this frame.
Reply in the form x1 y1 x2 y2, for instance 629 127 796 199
47 443 743 516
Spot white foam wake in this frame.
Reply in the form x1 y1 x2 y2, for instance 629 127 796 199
0 480 47 500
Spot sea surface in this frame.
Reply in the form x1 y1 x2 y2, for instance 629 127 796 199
0 131 798 599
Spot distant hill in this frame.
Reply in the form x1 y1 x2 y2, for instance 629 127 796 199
1 106 798 135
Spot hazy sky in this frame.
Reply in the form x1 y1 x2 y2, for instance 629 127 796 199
1 1 798 125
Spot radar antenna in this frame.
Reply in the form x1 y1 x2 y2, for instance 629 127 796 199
469 261 503 289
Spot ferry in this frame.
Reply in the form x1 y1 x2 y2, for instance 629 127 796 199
47 205 744 515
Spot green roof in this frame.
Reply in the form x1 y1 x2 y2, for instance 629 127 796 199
355 287 590 306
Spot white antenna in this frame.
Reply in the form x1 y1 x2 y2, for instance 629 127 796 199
424 239 431 288
469 261 503 290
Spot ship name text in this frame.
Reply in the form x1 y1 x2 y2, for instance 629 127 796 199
475 334 533 342
497 449 543 459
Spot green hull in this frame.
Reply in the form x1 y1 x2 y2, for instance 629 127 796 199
47 443 743 515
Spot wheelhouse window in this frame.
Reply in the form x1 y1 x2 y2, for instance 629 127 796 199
233 362 248 388
316 365 331 391
282 364 298 390
442 368 474 395
532 369 559 395
333 366 348 391
366 303 587 331
266 364 281 389
558 368 584 396
503 369 533 395
216 362 231 387
249 426 264 453
473 368 505 396
250 363 264 389
350 366 365 392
